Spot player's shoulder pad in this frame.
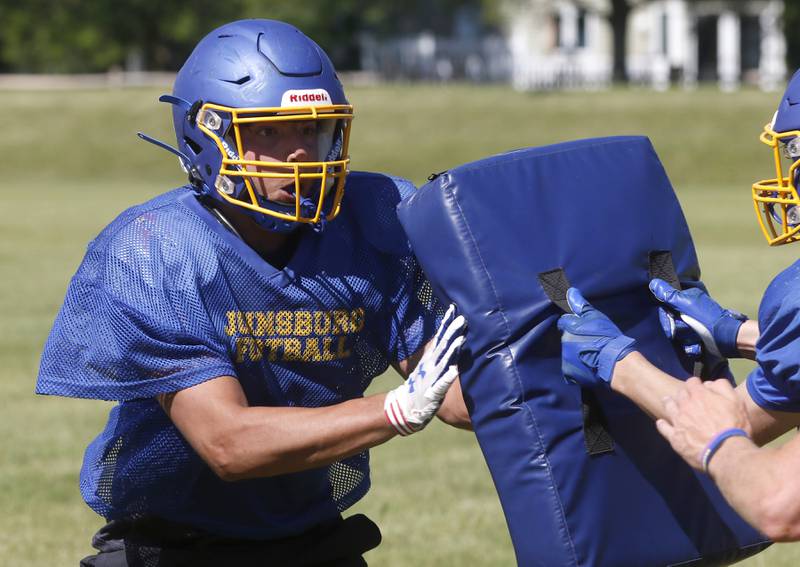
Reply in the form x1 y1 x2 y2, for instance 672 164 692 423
757 259 800 363
754 259 800 403
88 188 188 249
759 259 800 327
342 171 415 255
81 188 215 286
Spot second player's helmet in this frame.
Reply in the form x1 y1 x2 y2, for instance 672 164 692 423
753 69 800 245
168 19 353 232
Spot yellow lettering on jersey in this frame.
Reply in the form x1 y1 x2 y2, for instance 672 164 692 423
294 311 312 336
238 312 249 334
276 311 293 335
332 310 350 334
283 338 302 361
235 337 261 363
243 312 256 335
302 338 321 361
263 338 282 361
228 308 367 363
321 337 336 361
225 312 238 336
254 311 274 335
253 338 265 362
313 311 331 334
336 336 351 359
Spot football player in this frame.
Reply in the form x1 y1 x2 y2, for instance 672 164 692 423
36 19 469 566
558 69 800 542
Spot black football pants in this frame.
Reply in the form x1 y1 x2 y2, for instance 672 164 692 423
79 513 382 567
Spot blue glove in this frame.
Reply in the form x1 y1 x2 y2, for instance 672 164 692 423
657 308 702 358
649 278 747 359
557 288 637 387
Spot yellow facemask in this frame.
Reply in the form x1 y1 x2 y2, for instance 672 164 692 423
195 101 354 226
752 122 800 246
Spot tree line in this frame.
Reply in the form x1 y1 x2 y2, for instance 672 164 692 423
0 0 490 73
0 1 798 77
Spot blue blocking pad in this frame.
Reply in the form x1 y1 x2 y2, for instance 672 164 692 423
397 137 769 567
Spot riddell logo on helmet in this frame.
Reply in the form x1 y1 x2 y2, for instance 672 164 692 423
220 139 239 160
281 89 332 108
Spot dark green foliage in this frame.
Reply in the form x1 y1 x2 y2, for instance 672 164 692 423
0 0 492 72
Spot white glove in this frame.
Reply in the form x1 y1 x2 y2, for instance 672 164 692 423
384 305 467 436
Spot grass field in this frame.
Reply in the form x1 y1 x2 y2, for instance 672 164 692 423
2 83 800 565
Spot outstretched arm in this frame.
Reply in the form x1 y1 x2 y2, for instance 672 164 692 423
160 305 467 480
609 351 686 420
656 378 800 541
612 352 800 442
159 377 394 481
558 287 796 441
705 432 800 541
559 287 800 541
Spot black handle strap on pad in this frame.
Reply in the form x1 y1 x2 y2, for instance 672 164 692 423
647 251 716 379
538 268 573 313
648 250 681 290
538 268 615 456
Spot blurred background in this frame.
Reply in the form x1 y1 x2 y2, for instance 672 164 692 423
1 0 799 90
3 1 800 565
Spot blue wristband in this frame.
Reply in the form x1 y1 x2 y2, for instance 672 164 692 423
700 428 750 473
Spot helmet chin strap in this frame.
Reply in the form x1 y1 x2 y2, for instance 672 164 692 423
247 190 326 233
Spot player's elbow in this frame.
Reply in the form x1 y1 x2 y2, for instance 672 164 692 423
203 438 245 482
755 514 800 542
202 429 289 481
199 429 256 482
751 491 800 541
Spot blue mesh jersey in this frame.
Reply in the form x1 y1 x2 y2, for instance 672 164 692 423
747 259 800 412
36 171 442 540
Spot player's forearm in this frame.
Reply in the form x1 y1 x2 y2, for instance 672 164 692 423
611 351 684 420
736 320 759 360
436 377 472 430
210 394 395 480
707 435 800 541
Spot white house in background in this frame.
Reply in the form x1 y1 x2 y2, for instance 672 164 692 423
506 0 786 91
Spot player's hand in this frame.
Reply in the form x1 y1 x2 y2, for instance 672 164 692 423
384 305 467 436
649 279 747 359
557 288 637 387
658 308 703 358
656 378 752 471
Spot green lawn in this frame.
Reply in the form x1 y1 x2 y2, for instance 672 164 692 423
2 84 799 565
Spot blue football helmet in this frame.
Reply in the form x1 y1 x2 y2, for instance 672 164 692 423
154 19 353 233
753 69 800 245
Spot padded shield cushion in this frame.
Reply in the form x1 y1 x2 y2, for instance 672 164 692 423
397 137 769 567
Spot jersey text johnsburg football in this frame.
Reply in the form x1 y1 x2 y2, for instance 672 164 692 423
37 172 442 539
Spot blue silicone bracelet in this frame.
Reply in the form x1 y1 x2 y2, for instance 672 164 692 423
700 428 750 473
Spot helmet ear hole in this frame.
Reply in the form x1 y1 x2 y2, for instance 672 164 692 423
188 100 203 124
184 137 202 156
